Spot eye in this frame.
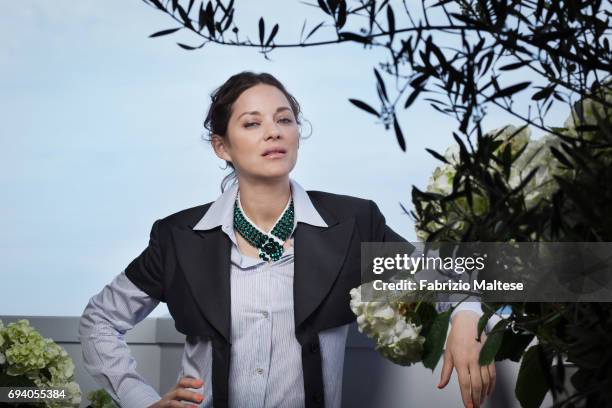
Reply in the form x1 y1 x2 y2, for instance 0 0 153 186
244 122 259 128
278 117 294 124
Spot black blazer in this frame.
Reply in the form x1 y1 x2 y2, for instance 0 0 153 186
125 190 405 408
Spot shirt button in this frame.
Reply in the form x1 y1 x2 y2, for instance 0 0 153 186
262 311 269 318
255 368 264 375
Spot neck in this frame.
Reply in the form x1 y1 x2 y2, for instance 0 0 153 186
237 175 291 232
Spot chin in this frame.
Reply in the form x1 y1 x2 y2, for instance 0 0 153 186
262 169 292 179
255 164 293 180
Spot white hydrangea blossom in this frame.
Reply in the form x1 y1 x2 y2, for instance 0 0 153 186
563 88 612 142
416 124 565 241
350 285 426 365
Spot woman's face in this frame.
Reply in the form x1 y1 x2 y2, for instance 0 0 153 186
213 84 299 183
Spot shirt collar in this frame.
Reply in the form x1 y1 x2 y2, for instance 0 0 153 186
193 178 328 232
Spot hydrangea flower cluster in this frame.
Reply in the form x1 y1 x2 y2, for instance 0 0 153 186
87 388 119 408
349 285 426 366
417 124 564 241
0 319 81 407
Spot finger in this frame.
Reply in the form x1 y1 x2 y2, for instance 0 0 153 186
480 365 490 403
438 351 454 389
469 363 483 408
167 401 189 408
487 364 496 396
457 366 473 408
171 389 204 404
178 376 204 389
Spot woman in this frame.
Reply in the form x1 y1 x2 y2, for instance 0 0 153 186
79 72 495 408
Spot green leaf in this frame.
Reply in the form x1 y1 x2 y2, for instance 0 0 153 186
404 86 423 108
410 73 429 88
348 98 379 116
502 143 512 179
258 17 265 46
317 0 330 15
550 146 573 168
374 68 388 102
223 9 233 31
425 148 448 164
205 1 215 36
265 24 279 47
516 345 550 408
477 306 496 339
148 0 165 11
574 125 599 132
327 0 339 13
177 5 194 30
149 27 182 38
531 85 555 101
496 331 535 362
386 5 395 42
198 3 206 31
305 21 325 42
177 42 200 50
415 302 438 337
499 61 530 71
488 81 531 100
422 309 452 370
337 0 347 29
479 320 507 365
393 113 406 152
510 166 538 195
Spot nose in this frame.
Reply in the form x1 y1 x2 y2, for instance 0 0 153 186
264 120 282 140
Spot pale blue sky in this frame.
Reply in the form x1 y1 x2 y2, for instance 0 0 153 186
0 1 564 316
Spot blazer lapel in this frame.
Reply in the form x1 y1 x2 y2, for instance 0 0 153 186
173 226 232 342
293 214 356 330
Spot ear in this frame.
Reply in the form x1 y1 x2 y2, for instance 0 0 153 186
211 135 232 163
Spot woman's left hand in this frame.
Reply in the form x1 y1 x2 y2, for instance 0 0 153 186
437 310 496 408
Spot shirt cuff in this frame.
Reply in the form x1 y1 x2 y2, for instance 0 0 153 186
450 302 503 334
450 301 483 320
118 382 162 408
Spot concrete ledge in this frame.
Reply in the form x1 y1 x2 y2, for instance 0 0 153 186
0 315 374 347
0 315 535 408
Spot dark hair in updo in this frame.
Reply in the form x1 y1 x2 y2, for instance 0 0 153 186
203 71 303 192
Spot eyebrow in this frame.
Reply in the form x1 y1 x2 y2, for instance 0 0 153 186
238 106 292 119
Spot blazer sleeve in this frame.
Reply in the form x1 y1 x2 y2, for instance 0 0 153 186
124 219 166 303
368 200 408 243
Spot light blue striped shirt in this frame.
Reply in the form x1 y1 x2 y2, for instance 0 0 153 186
78 179 482 408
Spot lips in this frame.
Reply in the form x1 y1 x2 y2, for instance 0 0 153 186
262 147 287 156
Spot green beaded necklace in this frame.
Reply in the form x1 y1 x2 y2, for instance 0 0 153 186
233 192 295 262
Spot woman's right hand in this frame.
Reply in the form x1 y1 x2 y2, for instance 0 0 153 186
148 377 204 407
